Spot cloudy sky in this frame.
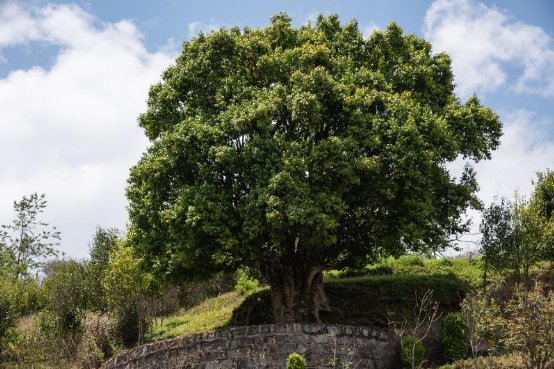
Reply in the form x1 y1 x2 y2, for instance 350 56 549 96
0 0 553 259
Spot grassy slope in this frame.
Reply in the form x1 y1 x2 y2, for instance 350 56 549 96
148 291 247 341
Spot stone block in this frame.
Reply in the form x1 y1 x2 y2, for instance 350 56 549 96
306 353 322 367
303 324 314 334
205 360 219 369
327 325 341 336
279 342 298 355
296 343 308 354
219 358 234 368
314 335 327 344
308 342 323 354
236 358 248 369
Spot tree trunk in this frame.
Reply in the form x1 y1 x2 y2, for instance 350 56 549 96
267 265 330 323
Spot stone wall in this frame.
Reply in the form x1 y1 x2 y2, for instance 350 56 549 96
103 324 401 369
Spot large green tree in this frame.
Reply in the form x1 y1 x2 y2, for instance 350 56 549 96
127 15 501 323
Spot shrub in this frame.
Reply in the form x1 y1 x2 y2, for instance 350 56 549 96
397 255 425 267
365 265 393 276
400 335 425 369
0 277 42 360
438 258 454 267
437 354 525 369
76 312 119 369
41 260 90 334
337 267 368 278
102 244 153 346
287 352 306 369
323 269 342 279
235 269 259 296
0 278 21 339
503 283 554 369
443 312 469 361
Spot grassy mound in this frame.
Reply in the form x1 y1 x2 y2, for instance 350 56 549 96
148 258 477 341
148 291 246 341
325 255 487 288
230 274 470 327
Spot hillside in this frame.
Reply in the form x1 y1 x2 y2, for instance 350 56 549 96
149 256 478 341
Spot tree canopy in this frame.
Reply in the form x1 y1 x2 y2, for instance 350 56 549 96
127 14 502 322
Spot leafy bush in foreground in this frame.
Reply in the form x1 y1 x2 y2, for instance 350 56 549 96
400 335 425 369
443 312 469 361
287 352 306 369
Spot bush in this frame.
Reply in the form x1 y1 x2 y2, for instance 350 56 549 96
41 260 90 334
443 312 469 361
0 277 42 360
396 255 425 267
0 278 22 339
400 335 425 369
102 244 153 346
76 312 119 369
365 265 393 276
287 352 306 369
503 283 554 369
438 258 454 267
235 269 259 296
437 354 525 369
323 269 342 279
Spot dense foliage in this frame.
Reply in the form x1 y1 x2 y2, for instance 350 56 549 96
442 312 469 361
480 171 554 285
127 13 501 323
286 352 307 369
400 335 425 369
102 244 153 345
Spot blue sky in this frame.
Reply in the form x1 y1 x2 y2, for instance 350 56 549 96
0 0 553 258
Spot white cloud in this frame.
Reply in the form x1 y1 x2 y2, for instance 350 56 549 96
475 110 554 204
362 21 380 39
0 2 174 258
424 0 554 98
0 2 39 47
448 110 554 253
187 20 221 38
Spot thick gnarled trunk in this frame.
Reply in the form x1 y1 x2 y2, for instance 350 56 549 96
266 265 330 323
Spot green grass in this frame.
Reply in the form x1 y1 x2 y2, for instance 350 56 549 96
147 291 247 341
325 255 492 288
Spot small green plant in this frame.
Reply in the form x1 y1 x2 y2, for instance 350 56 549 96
438 258 454 267
400 336 425 369
397 255 425 267
443 312 469 361
365 265 393 276
235 269 259 296
287 352 306 369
